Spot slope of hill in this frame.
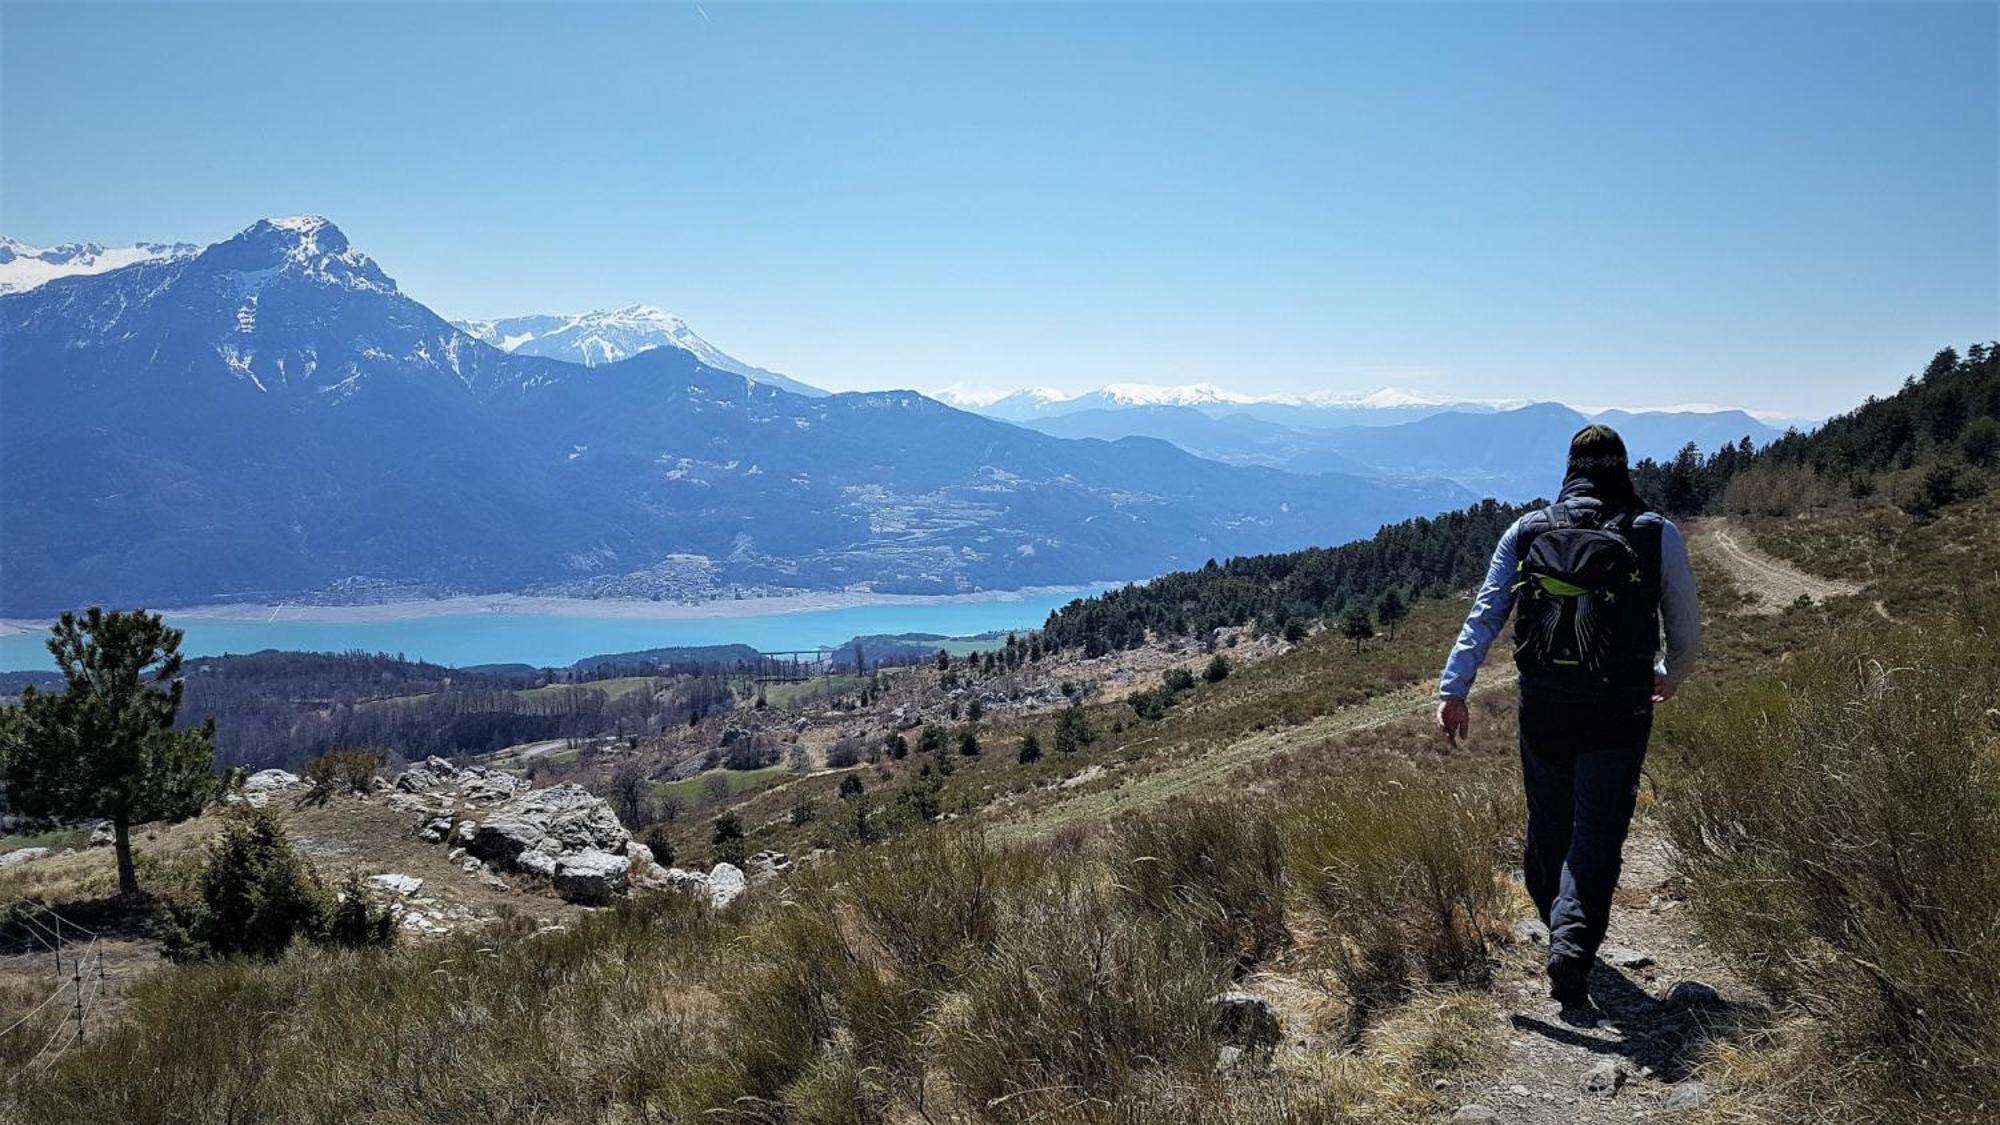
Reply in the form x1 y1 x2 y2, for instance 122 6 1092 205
0 216 1472 615
3 345 1995 1125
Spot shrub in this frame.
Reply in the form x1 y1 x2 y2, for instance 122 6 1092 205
1054 706 1094 754
1017 731 1042 764
956 726 980 756
642 823 677 867
1203 654 1231 683
1654 613 2000 1113
711 813 748 867
1287 777 1511 1028
1111 801 1286 970
162 809 332 961
322 872 398 949
301 747 384 802
1162 666 1197 694
824 736 865 769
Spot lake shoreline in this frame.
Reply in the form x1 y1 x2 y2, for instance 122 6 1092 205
0 584 1125 639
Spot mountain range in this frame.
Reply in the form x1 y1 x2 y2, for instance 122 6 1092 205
0 216 1477 616
453 306 826 397
1017 401 1781 501
0 237 199 295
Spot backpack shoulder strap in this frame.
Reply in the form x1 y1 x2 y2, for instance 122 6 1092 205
1545 502 1573 530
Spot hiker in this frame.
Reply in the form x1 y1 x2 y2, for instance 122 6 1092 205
1434 424 1700 1009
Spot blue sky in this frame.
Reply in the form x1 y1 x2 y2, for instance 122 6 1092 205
4 2 1994 417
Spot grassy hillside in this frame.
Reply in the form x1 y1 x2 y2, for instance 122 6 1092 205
5 346 1996 1123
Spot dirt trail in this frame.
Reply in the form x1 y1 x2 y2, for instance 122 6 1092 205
992 668 1519 840
1691 517 1862 613
1439 830 1752 1122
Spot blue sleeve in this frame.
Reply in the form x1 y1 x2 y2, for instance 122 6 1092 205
1656 518 1702 685
1438 518 1523 700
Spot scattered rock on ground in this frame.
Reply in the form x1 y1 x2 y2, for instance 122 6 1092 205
1605 945 1655 970
87 822 114 847
1665 980 1725 1012
0 847 50 868
1580 1059 1628 1098
1452 1107 1501 1123
368 873 423 897
1511 918 1549 945
1663 1081 1712 1111
1209 990 1281 1051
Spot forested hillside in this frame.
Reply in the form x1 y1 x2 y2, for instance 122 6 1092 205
1043 343 1997 656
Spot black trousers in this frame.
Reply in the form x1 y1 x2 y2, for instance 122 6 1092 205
1518 694 1651 968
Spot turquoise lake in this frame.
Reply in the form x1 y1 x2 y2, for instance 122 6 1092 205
0 590 1106 672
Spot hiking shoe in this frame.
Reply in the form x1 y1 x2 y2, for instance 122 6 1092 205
1548 956 1592 1009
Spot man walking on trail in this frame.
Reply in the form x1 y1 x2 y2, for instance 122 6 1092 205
1435 425 1700 1010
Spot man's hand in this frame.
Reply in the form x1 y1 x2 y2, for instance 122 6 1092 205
1436 697 1469 746
1652 675 1677 703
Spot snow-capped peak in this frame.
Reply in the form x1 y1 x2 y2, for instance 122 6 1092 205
1098 381 1261 407
454 306 750 374
933 382 1072 409
196 217 398 296
0 236 199 295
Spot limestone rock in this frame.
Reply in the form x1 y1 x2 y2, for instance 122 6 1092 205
553 849 630 905
1451 1107 1500 1123
231 768 304 807
470 783 629 866
394 756 461 793
0 847 50 868
708 862 748 908
368 873 423 897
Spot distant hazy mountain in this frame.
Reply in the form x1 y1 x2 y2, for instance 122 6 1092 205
0 216 1469 615
0 236 198 294
939 380 1512 428
453 306 825 397
1290 403 1782 501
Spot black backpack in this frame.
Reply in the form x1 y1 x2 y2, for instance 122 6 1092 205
1511 502 1661 686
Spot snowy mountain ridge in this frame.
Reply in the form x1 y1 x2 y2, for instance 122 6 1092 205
454 305 825 396
0 236 198 294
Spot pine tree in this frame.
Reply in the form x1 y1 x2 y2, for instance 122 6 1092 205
1376 588 1408 640
2 609 222 897
1341 608 1376 653
1017 731 1043 764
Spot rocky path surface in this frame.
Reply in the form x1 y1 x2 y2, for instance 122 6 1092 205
1442 833 1750 1123
1690 518 1861 613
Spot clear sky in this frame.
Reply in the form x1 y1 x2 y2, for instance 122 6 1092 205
4 2 1994 417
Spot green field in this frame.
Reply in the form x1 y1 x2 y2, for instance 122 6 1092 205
652 766 790 808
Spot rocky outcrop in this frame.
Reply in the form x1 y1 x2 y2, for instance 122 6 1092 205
454 783 638 904
552 850 630 905
228 768 305 808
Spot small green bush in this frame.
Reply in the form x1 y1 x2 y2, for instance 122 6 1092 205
163 809 333 961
